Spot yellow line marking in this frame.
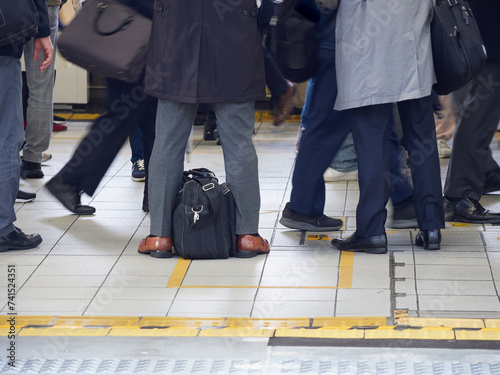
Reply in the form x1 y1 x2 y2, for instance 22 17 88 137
313 317 387 327
19 327 111 336
110 328 199 337
139 317 226 328
405 318 485 328
177 285 337 289
166 258 191 288
52 316 140 328
338 251 354 289
365 326 455 340
226 318 310 329
455 329 500 341
199 328 274 337
276 327 365 339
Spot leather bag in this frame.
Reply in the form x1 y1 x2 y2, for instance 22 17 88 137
0 0 39 47
270 0 321 83
57 0 151 83
172 169 237 260
431 0 487 95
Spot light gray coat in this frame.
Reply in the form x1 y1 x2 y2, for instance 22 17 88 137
334 0 435 111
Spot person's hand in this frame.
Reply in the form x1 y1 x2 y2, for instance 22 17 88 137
33 36 54 72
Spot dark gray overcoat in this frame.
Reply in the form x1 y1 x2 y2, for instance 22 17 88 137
145 0 266 104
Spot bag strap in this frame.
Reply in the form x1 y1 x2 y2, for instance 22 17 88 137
93 2 134 36
193 177 223 216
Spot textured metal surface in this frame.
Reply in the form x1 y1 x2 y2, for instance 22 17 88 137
2 359 500 374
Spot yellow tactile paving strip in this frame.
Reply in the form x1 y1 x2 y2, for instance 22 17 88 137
1 316 500 340
54 111 302 122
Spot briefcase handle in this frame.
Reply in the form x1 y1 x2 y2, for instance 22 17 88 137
94 2 134 36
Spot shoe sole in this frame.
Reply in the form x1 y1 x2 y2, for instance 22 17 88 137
138 249 173 258
132 177 146 182
450 215 500 224
280 217 342 232
414 239 441 251
0 238 43 252
21 171 44 179
332 247 387 254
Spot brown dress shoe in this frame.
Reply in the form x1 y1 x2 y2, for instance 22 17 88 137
235 235 270 258
272 80 296 126
138 235 173 258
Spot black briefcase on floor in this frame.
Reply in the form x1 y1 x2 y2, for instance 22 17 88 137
172 169 237 259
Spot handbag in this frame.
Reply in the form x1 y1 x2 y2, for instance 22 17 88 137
431 0 487 95
172 169 237 259
270 0 321 83
57 0 151 83
0 0 39 47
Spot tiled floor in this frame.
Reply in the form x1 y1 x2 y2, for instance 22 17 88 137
3 115 500 323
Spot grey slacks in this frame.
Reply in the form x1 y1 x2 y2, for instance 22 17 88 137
149 100 260 237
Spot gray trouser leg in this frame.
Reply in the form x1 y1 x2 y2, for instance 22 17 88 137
23 6 58 163
213 102 260 234
149 100 196 237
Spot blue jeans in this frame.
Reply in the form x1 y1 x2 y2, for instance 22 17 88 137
0 56 24 235
22 5 59 163
129 125 144 163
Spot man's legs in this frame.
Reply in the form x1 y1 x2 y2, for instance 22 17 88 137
0 57 24 236
22 6 58 167
214 102 260 234
149 100 196 237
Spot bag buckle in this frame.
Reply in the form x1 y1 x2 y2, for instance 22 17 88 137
192 205 203 224
202 183 215 191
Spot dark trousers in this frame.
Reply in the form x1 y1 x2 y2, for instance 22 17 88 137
445 60 500 200
351 97 445 236
129 125 144 164
58 78 157 199
290 47 413 222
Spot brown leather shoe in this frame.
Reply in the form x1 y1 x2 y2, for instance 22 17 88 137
235 235 270 258
138 235 173 258
272 80 296 126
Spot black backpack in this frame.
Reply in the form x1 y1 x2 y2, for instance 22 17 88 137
431 0 487 95
270 0 321 83
172 169 237 259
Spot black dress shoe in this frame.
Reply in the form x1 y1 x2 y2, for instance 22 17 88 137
20 160 44 179
16 190 36 203
0 227 42 252
331 232 387 254
46 176 96 215
280 202 343 231
414 229 441 250
444 197 500 224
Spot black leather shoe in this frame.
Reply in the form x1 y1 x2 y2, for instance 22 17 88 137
444 197 500 224
46 176 95 215
16 190 36 203
20 160 44 179
280 202 343 231
414 229 441 250
0 227 42 252
331 232 387 254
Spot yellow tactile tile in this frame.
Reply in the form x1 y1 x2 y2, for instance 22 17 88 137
313 317 387 328
364 326 454 340
485 319 500 328
52 316 140 328
109 328 199 337
226 318 310 329
166 258 191 288
199 328 274 337
0 315 53 328
19 327 111 336
139 317 226 328
275 327 364 339
406 318 485 329
455 329 500 341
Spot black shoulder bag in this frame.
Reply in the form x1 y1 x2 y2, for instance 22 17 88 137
431 0 487 95
172 168 237 259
